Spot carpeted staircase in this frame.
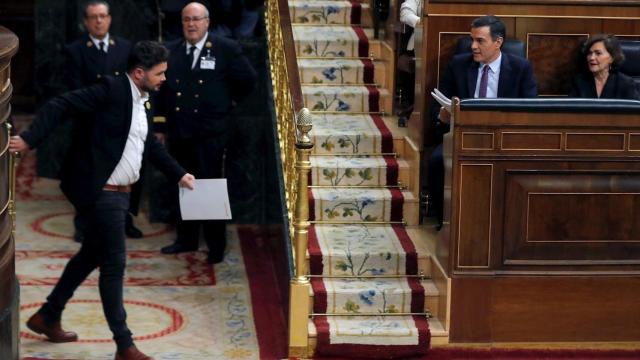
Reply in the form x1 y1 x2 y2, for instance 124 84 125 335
289 0 440 357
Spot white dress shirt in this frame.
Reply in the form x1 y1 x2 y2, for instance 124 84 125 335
89 33 110 52
106 74 149 186
474 52 502 98
186 34 209 69
400 0 422 51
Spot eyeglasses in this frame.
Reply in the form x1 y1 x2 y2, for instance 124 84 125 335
182 16 208 23
86 14 110 21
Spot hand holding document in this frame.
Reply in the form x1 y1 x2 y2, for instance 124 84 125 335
179 179 232 220
431 88 451 113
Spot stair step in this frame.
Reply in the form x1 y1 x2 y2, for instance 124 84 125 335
293 25 374 58
309 187 404 222
311 114 393 155
309 315 430 358
308 224 418 276
310 278 439 314
289 0 371 26
302 85 389 113
308 316 448 355
310 155 397 186
298 58 376 85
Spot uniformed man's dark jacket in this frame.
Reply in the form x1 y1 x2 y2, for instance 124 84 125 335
20 75 186 211
64 34 132 90
156 32 257 139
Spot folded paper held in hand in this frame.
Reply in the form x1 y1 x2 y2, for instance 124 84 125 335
431 88 452 112
179 179 232 220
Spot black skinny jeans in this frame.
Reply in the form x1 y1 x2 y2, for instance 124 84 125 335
38 191 133 351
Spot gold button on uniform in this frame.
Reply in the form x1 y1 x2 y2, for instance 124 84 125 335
177 92 182 97
175 107 180 112
115 71 120 76
198 80 203 84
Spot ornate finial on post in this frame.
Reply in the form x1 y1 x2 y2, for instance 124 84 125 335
296 107 313 145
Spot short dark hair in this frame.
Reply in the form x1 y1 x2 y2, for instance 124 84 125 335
127 41 169 72
471 15 506 42
84 1 110 17
581 34 625 71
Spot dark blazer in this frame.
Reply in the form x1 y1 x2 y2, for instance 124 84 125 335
433 52 538 136
439 52 538 100
155 32 257 139
569 72 640 100
64 34 132 90
20 75 186 211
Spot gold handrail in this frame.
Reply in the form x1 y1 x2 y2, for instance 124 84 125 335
266 0 313 356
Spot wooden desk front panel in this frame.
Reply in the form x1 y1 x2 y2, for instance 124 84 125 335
453 124 640 272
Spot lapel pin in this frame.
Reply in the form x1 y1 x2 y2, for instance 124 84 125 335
145 101 151 110
205 41 212 48
86 41 93 47
109 39 115 46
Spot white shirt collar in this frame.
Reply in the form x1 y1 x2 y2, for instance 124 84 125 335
89 33 110 52
482 52 502 73
126 74 149 104
186 33 208 54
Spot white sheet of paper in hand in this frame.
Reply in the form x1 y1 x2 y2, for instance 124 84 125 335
179 179 232 220
431 88 452 112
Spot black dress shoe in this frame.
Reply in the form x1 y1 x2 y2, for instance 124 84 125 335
125 214 144 239
161 243 197 254
207 252 224 264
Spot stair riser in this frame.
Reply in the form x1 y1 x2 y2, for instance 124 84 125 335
309 292 439 315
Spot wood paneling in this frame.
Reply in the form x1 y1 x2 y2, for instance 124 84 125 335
451 276 640 343
526 33 588 95
566 133 626 151
461 132 494 150
501 132 562 150
457 164 492 268
503 171 640 265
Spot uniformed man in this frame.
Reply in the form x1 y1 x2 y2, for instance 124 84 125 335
64 1 144 240
155 2 256 264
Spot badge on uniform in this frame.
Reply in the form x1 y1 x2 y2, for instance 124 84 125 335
200 48 215 70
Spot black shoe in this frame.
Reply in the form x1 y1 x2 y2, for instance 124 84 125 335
161 242 197 255
207 252 224 264
125 214 144 239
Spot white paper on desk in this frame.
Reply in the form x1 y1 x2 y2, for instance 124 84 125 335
179 179 232 220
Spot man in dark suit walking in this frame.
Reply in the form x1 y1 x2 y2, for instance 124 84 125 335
11 41 195 360
65 0 145 240
429 15 538 228
155 2 256 264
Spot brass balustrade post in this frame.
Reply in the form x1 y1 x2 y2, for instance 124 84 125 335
288 108 313 358
6 123 19 233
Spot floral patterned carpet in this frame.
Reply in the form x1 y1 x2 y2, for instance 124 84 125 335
13 126 287 359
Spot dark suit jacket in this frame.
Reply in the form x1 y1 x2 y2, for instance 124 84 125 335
21 75 186 211
569 72 640 100
433 52 538 136
64 34 132 90
155 32 257 139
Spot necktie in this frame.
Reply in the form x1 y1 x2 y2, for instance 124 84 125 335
99 41 105 53
478 65 490 98
187 45 196 70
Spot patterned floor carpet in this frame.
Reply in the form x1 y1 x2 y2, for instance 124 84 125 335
14 140 287 359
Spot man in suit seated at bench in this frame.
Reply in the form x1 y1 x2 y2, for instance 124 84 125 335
429 15 538 229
